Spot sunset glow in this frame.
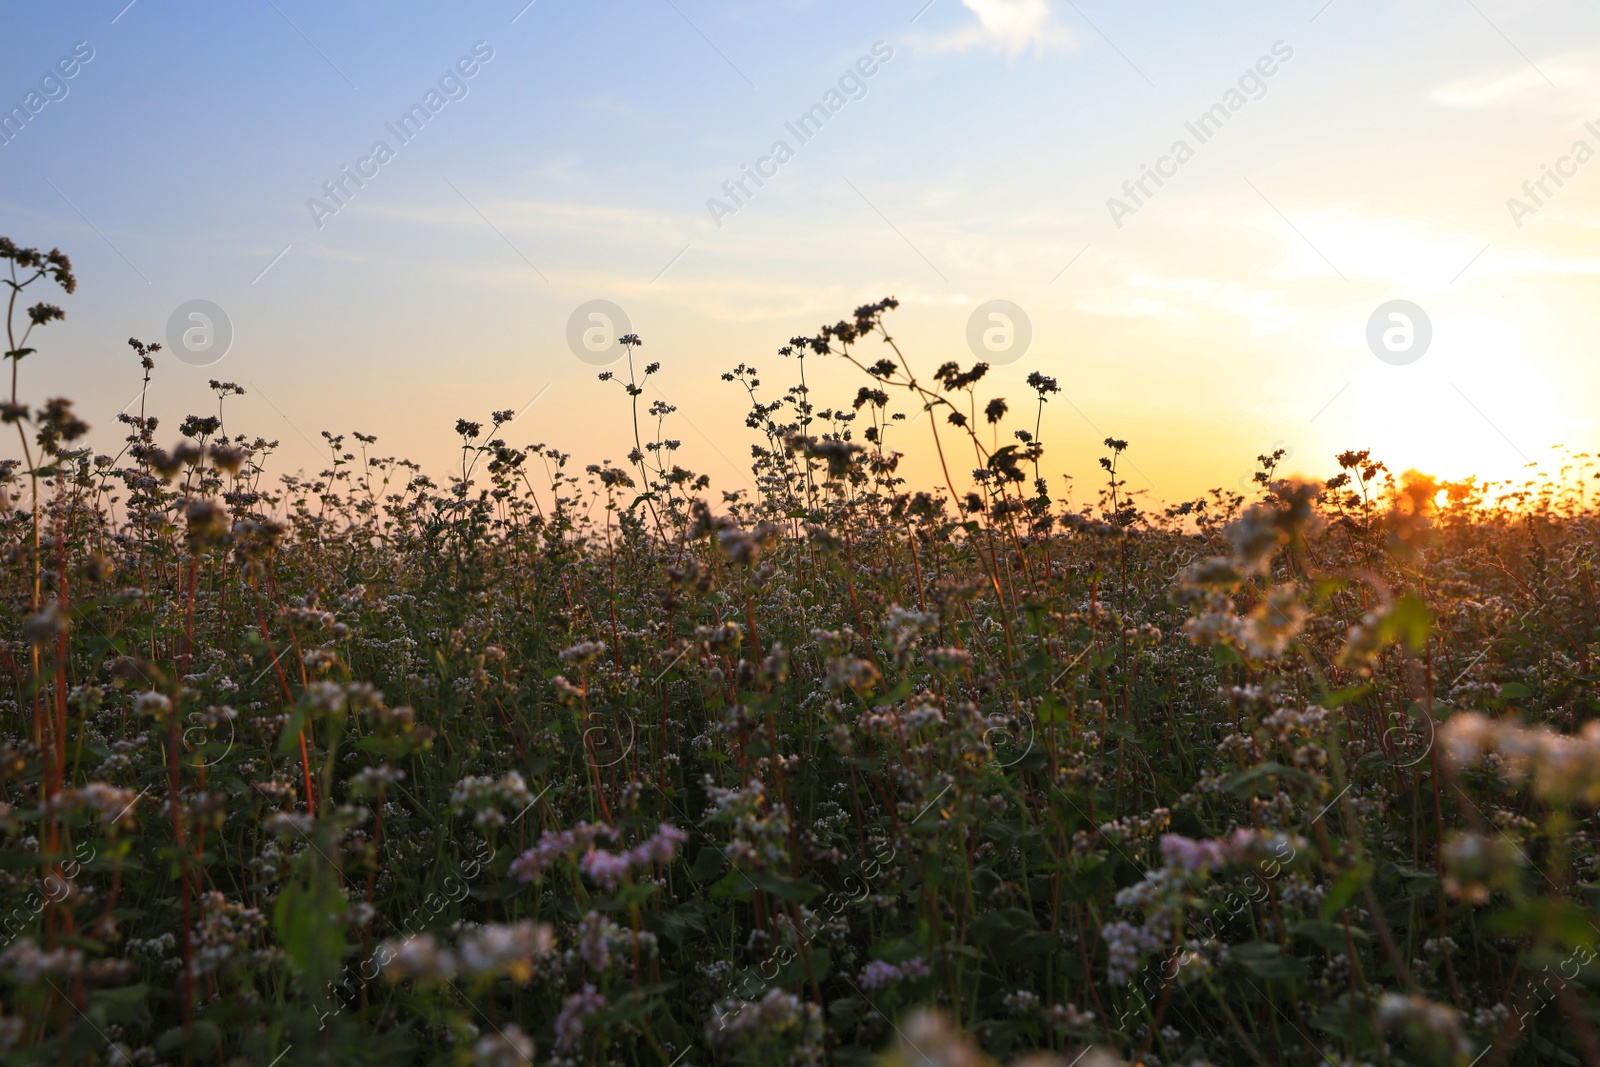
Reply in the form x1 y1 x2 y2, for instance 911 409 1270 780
1 0 1595 503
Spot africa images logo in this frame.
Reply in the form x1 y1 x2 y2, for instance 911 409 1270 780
706 41 894 228
307 42 495 230
0 41 95 147
1106 41 1294 228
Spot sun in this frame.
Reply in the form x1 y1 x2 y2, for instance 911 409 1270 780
1319 310 1556 488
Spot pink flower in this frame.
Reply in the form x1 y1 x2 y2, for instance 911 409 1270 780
857 956 927 988
627 823 688 866
513 821 686 891
1159 834 1229 873
580 849 633 890
509 822 617 883
556 985 605 1050
858 959 903 989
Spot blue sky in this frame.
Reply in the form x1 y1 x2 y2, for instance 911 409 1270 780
4 0 1598 502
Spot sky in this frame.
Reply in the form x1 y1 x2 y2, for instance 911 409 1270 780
2 0 1598 509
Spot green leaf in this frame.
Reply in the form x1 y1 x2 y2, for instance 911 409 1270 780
1320 860 1372 921
273 855 347 1001
598 982 676 1025
614 881 657 908
1290 920 1367 955
649 903 708 946
1037 695 1070 724
1355 750 1390 774
87 983 151 1026
1491 897 1598 950
354 735 419 759
968 907 1038 953
1223 761 1314 798
1232 942 1309 980
689 847 726 882
1385 864 1441 898
276 700 310 757
1245 956 1308 980
779 946 832 985
744 870 818 902
1379 593 1431 652
1212 643 1245 669
707 869 751 901
1229 940 1279 961
1322 684 1370 709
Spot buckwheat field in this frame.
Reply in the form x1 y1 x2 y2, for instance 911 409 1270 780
4 236 1598 1067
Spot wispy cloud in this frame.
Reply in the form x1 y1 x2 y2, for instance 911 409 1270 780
1429 52 1597 108
922 0 1076 56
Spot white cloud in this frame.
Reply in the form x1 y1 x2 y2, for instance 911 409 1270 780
1429 53 1598 109
923 0 1076 57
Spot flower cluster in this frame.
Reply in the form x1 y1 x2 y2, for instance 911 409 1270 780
1442 712 1600 806
44 781 140 830
508 822 618 882
576 822 687 890
189 892 267 978
0 939 83 982
702 777 790 869
856 956 928 989
449 771 532 829
706 988 825 1067
509 821 683 889
555 984 606 1051
378 921 555 983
